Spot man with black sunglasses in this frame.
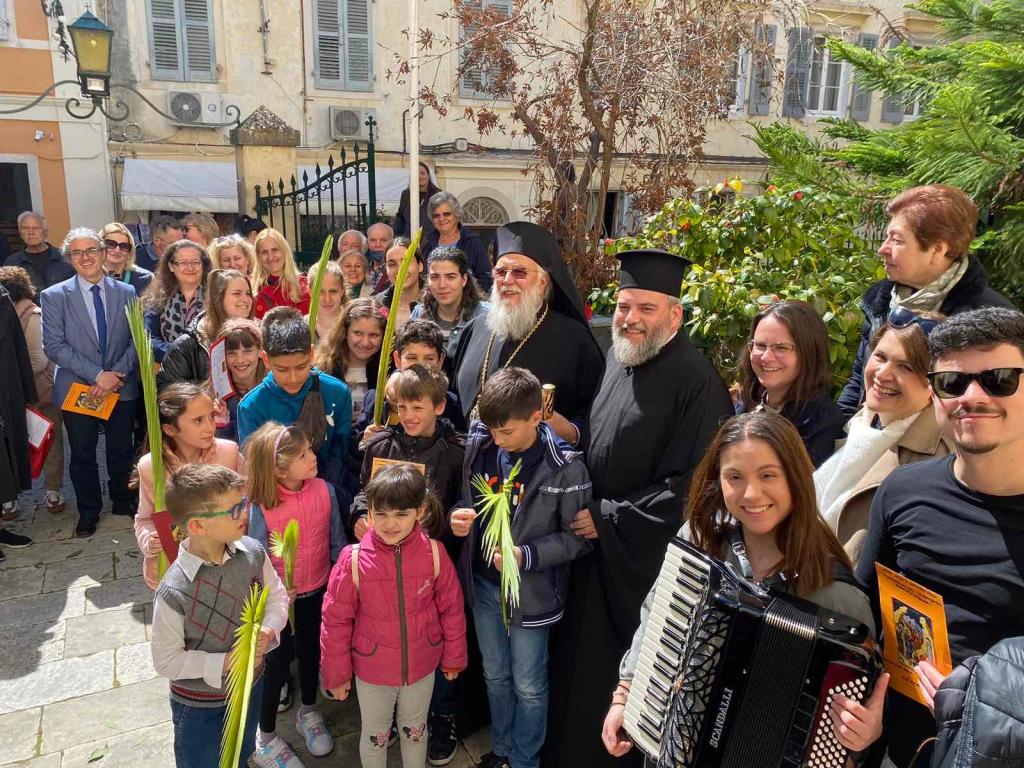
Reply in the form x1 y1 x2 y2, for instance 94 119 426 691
855 307 1024 768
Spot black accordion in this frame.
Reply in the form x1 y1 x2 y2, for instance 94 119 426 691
623 538 880 768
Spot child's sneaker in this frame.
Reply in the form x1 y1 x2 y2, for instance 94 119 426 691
295 708 334 757
428 713 458 765
277 680 291 712
249 734 305 768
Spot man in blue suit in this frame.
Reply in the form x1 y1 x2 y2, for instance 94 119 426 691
41 228 139 538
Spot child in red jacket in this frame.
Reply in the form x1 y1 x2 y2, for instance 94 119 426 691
320 463 467 768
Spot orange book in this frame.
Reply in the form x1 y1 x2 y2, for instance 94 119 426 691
875 562 953 705
61 383 120 420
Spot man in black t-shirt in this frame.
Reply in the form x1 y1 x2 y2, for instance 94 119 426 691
856 307 1024 767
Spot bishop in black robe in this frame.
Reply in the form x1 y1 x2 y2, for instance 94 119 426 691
545 250 733 768
452 222 604 431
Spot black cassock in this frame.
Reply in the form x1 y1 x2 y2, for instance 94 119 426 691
0 285 37 505
545 331 733 768
452 309 605 427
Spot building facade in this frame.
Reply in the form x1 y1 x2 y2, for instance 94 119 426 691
0 0 936 251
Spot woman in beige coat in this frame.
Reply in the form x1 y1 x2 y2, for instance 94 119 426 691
815 308 952 562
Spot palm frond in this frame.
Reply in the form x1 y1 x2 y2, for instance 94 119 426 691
126 301 170 564
306 235 335 342
472 460 523 630
269 519 299 630
220 583 269 768
373 227 424 425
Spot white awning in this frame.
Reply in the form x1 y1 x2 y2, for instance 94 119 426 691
296 165 408 206
121 159 239 213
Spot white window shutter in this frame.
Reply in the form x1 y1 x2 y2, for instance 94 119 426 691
0 0 11 41
460 0 509 98
182 0 216 82
148 0 184 81
344 0 373 91
746 24 777 116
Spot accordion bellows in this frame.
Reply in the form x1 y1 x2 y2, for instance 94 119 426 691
623 538 881 768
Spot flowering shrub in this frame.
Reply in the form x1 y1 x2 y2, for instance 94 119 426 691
603 183 883 389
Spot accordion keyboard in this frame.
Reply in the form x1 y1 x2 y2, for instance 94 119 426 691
622 541 711 760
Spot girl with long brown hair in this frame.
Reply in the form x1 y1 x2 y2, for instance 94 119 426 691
602 412 887 759
314 297 386 418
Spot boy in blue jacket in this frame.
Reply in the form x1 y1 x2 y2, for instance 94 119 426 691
450 366 592 768
237 306 352 515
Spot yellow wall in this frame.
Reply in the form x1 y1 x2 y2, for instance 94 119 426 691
0 119 71 240
0 48 54 92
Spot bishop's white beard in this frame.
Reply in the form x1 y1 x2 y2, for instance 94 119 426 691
487 283 546 340
611 320 673 367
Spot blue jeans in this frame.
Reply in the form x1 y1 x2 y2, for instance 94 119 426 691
472 576 549 768
170 679 263 768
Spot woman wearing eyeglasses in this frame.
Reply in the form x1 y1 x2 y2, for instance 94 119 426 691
837 184 1012 416
815 308 952 561
133 382 246 589
422 191 492 292
736 300 846 467
99 223 153 296
142 240 212 362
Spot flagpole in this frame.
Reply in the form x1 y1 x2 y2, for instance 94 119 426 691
409 0 420 236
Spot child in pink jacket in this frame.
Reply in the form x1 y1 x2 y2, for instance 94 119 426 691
321 463 467 768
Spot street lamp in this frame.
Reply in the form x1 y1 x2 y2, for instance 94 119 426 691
66 10 113 99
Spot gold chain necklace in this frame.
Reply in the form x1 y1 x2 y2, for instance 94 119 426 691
470 302 550 419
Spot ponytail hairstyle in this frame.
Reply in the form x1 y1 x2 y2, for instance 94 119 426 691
244 422 311 510
130 382 215 490
686 412 851 597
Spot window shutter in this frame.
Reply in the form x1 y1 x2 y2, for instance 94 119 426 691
149 0 184 81
344 0 373 91
0 0 11 41
314 0 343 88
881 39 904 123
182 0 216 82
850 33 878 121
747 23 777 116
460 0 509 98
782 27 813 118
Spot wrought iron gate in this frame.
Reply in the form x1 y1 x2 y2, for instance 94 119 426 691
254 118 377 264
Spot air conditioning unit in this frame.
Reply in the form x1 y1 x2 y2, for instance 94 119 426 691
328 107 376 140
167 91 224 127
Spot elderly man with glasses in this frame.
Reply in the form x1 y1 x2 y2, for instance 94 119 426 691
452 221 604 445
40 227 140 538
3 211 74 292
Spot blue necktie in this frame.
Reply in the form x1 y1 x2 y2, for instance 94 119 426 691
91 284 108 363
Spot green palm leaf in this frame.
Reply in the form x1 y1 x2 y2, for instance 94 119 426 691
472 460 522 630
307 235 335 342
220 583 269 768
125 300 170 561
269 519 299 630
373 227 424 425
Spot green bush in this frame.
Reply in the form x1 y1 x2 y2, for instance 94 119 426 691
605 184 885 390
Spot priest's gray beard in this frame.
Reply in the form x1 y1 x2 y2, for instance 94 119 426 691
487 282 545 340
611 319 673 367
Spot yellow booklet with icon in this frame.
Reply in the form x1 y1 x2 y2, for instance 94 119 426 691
875 562 953 705
61 382 119 420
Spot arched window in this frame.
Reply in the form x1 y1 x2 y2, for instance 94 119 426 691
461 196 509 256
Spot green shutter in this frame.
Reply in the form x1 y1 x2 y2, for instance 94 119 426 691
850 32 878 121
344 0 373 91
314 0 343 88
182 0 216 83
747 24 777 116
782 27 813 118
149 0 183 81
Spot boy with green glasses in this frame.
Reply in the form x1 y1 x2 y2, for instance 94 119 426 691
151 464 289 768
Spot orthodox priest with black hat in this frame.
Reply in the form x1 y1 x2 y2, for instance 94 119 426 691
545 249 733 768
452 221 604 443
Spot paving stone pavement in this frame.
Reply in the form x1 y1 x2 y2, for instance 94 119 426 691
0 446 488 768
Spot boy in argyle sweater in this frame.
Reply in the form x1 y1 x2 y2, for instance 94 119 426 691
151 464 289 768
